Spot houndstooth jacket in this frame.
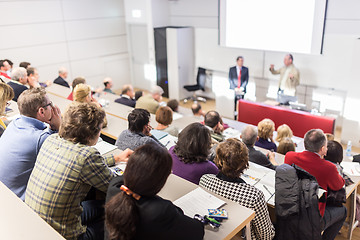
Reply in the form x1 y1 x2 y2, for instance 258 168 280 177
200 174 275 240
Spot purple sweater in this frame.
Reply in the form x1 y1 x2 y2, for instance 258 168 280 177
255 137 277 152
169 146 219 185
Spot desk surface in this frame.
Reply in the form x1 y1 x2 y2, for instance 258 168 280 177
0 181 65 240
159 174 255 240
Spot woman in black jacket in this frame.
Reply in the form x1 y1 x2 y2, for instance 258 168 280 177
105 144 204 240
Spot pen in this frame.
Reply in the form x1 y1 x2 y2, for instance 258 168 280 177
165 141 170 147
263 185 273 196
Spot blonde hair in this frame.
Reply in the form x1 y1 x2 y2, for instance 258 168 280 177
257 118 275 139
73 83 91 103
0 83 15 115
275 124 293 142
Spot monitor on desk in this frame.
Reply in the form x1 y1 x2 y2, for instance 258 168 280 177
277 93 297 105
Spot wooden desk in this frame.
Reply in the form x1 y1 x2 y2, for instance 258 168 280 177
159 174 255 240
0 181 65 240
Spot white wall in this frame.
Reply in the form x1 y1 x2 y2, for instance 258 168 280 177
0 0 130 90
168 0 360 145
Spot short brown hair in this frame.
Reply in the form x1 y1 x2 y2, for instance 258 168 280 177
59 102 105 145
71 77 86 90
17 88 47 118
277 137 296 155
155 106 173 126
0 82 14 115
215 138 249 178
257 118 275 139
73 83 91 103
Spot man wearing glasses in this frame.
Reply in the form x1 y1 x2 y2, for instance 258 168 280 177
0 88 61 200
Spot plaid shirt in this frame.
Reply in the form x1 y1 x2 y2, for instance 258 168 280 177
25 134 115 240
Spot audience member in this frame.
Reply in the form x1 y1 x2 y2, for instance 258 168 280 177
241 125 277 170
325 133 335 141
115 108 163 150
73 83 107 128
275 124 293 143
169 122 218 184
105 144 204 240
277 137 296 155
67 76 86 100
134 90 143 101
25 102 132 240
103 77 114 94
0 88 61 200
285 129 346 240
54 66 70 88
200 138 275 239
191 102 205 118
7 67 28 101
255 118 277 151
115 84 136 107
167 99 179 112
135 85 164 114
204 110 225 143
0 60 11 80
155 106 179 137
0 82 14 136
19 61 31 69
26 67 41 88
4 59 13 76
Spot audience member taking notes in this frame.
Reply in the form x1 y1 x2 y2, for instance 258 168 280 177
0 88 61 200
25 102 132 240
200 138 275 240
105 144 204 240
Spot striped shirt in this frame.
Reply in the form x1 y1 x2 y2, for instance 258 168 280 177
25 134 115 240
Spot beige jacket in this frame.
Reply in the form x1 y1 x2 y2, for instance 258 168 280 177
270 64 300 96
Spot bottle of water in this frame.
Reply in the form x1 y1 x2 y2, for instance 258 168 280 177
346 140 352 157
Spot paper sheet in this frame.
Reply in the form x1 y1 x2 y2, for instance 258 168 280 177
93 141 117 155
341 162 360 176
174 187 226 217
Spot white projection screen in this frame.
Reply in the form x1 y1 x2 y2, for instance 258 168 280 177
219 0 328 54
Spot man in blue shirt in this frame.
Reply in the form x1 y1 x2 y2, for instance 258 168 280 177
0 88 61 200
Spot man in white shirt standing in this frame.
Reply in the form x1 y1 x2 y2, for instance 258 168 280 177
270 54 300 96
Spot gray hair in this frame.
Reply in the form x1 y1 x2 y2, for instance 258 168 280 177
304 129 326 153
241 125 258 146
58 67 67 74
151 85 164 95
11 67 27 81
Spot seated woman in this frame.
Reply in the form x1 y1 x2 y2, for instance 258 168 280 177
155 106 179 137
275 124 293 143
200 138 275 240
105 144 204 240
0 82 14 136
255 118 277 151
73 83 107 128
277 137 296 155
169 122 218 184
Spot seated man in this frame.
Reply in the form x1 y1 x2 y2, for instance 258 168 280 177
115 108 163 151
67 77 86 100
53 66 70 88
204 110 225 143
103 77 114 94
7 67 28 101
115 84 136 107
285 129 346 240
25 102 132 240
135 85 164 114
191 102 205 118
0 88 61 200
241 125 277 170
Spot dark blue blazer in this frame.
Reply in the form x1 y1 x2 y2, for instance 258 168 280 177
53 76 70 88
228 66 249 92
115 96 136 108
7 81 28 102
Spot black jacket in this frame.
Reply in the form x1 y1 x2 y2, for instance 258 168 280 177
106 176 204 240
275 164 322 240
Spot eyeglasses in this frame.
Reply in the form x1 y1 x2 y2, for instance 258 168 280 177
6 102 11 107
42 101 53 108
